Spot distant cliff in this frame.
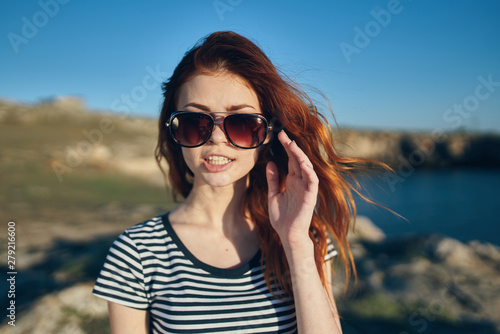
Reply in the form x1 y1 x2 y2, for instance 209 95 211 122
336 128 500 169
1 97 499 171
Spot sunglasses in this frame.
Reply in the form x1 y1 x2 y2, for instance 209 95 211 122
165 111 274 149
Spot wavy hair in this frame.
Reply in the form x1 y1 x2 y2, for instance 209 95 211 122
156 31 380 297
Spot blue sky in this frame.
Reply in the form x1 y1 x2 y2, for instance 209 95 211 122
1 0 499 132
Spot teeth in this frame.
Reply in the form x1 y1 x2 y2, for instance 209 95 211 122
207 156 233 165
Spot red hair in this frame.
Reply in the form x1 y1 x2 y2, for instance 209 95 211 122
155 31 379 297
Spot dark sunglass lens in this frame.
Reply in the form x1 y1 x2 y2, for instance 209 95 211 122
171 113 212 147
225 115 266 148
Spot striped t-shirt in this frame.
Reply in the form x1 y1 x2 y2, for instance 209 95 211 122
93 213 336 333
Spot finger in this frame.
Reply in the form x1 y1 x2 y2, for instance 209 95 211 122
290 142 314 170
300 160 319 191
266 161 280 197
278 131 301 176
279 131 315 178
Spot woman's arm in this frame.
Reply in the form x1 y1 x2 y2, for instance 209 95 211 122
108 302 149 334
267 131 342 333
282 242 342 333
325 260 342 331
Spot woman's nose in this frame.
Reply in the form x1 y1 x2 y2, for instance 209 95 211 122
208 119 228 144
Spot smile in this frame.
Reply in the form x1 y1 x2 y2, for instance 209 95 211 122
206 156 234 165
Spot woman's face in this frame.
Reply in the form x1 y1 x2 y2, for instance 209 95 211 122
176 72 262 189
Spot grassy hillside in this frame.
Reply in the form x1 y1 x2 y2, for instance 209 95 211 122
1 99 174 222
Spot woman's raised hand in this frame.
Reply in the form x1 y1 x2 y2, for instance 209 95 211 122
266 131 319 246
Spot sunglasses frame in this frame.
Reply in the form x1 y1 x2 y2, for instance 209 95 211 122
165 111 274 149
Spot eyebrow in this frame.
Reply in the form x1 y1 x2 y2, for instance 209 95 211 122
227 104 255 111
183 103 255 112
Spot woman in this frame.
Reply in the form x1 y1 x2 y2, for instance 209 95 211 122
93 31 367 333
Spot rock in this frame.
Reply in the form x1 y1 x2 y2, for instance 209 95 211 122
339 233 500 332
424 235 482 269
0 282 108 334
350 216 386 243
468 240 500 265
88 144 113 164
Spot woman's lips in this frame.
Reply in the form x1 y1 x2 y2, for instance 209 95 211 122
202 155 235 172
206 156 234 165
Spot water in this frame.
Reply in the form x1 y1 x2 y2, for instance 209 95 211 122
355 168 500 246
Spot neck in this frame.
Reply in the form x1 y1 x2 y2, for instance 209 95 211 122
178 176 249 230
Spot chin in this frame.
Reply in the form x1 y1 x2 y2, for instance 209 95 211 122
201 173 232 187
200 172 249 189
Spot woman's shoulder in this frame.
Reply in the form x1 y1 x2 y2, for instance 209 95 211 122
117 213 170 243
127 214 166 231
